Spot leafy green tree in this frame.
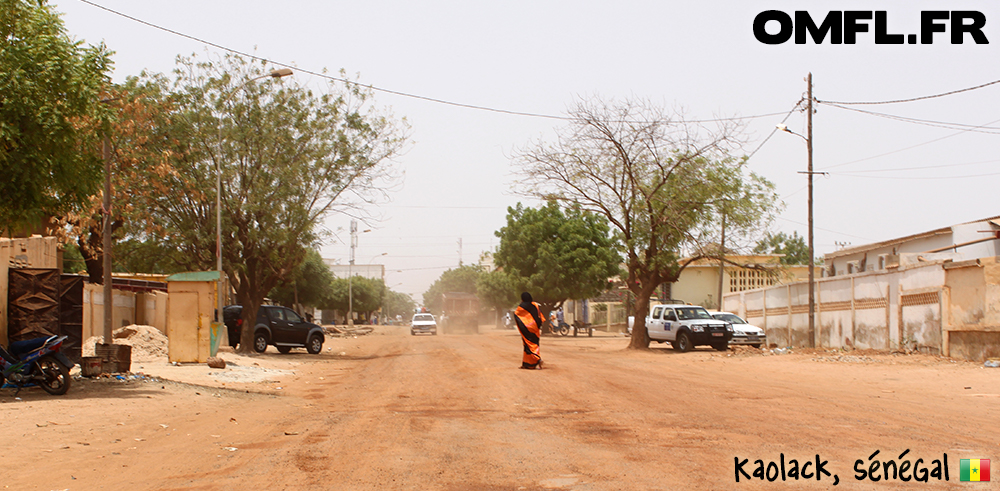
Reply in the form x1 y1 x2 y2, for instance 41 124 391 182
61 243 86 275
112 238 191 276
270 249 335 308
130 54 408 351
493 201 621 320
0 0 113 232
422 265 483 313
476 269 519 327
382 290 416 321
753 231 810 265
514 97 777 349
323 276 385 319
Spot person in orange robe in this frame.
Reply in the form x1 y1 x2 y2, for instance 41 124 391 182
514 292 545 369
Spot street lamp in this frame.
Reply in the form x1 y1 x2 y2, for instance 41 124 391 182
347 224 374 327
215 68 293 333
776 72 823 347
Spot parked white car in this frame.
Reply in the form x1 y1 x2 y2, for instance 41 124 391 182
708 311 766 348
645 304 733 352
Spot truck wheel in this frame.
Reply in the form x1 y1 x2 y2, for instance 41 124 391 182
673 332 692 352
253 332 269 353
306 334 323 355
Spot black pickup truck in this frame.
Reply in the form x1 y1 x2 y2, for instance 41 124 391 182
224 305 325 354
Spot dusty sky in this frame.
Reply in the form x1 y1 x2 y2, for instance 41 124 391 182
55 0 1000 303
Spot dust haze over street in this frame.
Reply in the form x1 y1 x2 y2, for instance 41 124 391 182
54 1 1000 299
4 327 997 490
6 2 1000 490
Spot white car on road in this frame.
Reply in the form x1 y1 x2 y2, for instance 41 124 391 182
709 311 766 348
410 313 438 335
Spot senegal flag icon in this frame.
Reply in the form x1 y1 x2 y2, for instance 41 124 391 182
960 459 990 482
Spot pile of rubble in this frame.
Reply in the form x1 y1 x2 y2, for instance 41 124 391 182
83 325 169 361
728 345 768 357
810 354 880 364
325 325 374 338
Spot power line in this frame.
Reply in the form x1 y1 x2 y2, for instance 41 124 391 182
386 205 507 210
817 78 1000 105
77 0 789 124
829 158 1000 174
774 216 873 241
819 102 1000 134
831 171 1000 180
818 116 1000 171
745 99 803 161
395 265 456 272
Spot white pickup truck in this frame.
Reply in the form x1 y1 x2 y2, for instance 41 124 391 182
643 304 733 352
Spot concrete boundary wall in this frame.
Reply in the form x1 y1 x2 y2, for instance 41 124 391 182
81 284 168 341
723 255 1000 360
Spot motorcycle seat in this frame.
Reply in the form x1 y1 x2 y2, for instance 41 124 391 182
9 336 57 357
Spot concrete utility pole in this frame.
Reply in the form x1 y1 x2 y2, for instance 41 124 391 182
717 211 726 311
778 74 826 348
102 137 113 345
348 220 357 327
806 73 815 348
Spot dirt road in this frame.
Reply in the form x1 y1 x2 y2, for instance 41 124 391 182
3 326 998 490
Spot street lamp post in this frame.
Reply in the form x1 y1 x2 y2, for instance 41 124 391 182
776 72 825 347
215 68 292 336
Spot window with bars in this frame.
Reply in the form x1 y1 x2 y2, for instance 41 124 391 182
728 268 779 292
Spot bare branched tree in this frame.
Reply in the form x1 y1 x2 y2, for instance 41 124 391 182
513 97 777 349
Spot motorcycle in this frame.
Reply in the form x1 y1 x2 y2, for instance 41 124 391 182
0 335 74 396
545 319 571 336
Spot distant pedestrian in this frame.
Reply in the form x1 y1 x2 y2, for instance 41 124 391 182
514 292 545 369
504 312 511 329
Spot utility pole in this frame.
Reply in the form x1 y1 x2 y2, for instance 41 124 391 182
348 220 357 327
806 72 816 348
102 137 113 345
717 210 726 311
779 74 824 348
458 238 463 266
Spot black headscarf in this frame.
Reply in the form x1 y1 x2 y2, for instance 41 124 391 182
518 292 543 328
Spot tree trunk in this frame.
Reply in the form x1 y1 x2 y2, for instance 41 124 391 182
235 269 267 354
537 302 558 333
79 225 103 284
627 282 658 350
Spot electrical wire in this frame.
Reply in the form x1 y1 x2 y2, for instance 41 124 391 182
818 116 1000 171
77 0 789 124
819 102 1000 134
774 216 873 241
831 171 1000 180
745 99 803 161
828 158 1000 174
817 78 1000 105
